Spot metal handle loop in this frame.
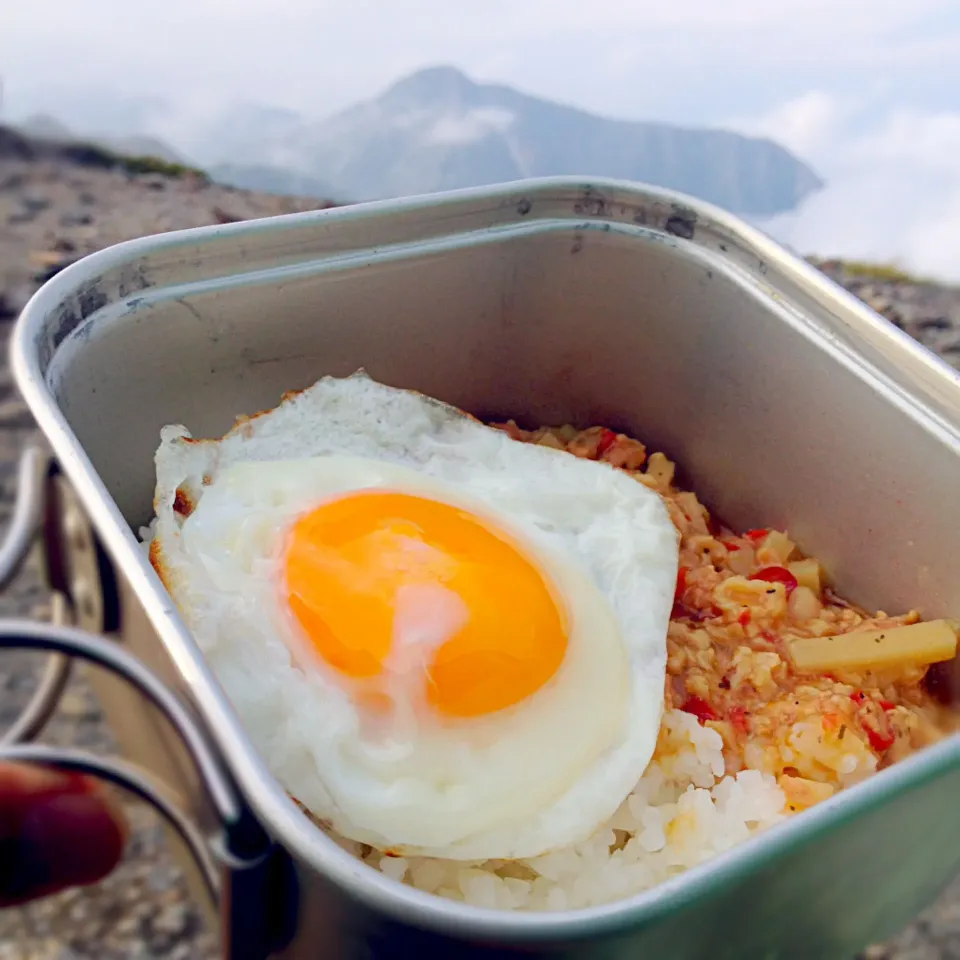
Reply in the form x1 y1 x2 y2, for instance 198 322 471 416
0 446 46 590
0 448 293 957
0 622 289 959
0 620 267 862
0 447 73 747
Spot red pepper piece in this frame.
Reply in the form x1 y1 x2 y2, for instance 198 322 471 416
596 429 617 457
865 725 896 753
751 566 799 595
738 609 752 626
680 696 718 723
878 699 897 712
744 529 769 543
720 539 741 552
729 705 749 733
850 690 867 705
675 567 688 602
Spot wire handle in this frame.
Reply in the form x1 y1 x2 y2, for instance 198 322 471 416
0 449 290 959
0 447 72 747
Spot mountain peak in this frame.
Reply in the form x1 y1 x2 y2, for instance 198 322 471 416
383 65 481 107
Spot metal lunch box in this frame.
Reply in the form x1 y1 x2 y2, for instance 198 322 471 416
3 176 960 959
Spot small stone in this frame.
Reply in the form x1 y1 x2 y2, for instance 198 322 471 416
67 899 89 923
147 865 179 892
211 205 241 224
916 315 951 331
152 902 188 937
59 691 92 717
0 171 27 191
866 295 892 313
113 912 142 938
33 257 80 286
21 193 51 213
58 211 93 227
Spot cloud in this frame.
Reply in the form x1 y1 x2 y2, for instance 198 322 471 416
4 0 960 277
3 0 958 125
739 94 960 281
423 108 515 146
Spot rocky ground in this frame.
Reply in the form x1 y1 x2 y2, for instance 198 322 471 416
2 135 960 958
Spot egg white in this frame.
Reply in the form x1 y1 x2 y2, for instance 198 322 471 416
148 371 679 860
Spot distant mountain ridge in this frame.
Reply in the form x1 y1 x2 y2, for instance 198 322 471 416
208 162 337 199
281 66 822 215
13 67 824 216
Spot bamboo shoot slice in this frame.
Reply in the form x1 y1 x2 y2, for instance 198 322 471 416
789 619 958 672
788 558 822 594
762 530 795 564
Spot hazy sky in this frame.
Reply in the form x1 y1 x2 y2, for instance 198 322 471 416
3 0 959 277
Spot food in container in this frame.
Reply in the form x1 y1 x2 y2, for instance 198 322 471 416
143 370 959 914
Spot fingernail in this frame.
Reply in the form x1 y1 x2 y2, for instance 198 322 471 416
14 790 127 896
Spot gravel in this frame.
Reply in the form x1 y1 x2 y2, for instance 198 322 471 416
2 145 960 958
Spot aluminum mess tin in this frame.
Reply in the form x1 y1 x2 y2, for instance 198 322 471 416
8 175 960 959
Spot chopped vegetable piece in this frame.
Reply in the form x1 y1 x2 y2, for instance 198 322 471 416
821 712 842 732
761 530 795 563
849 690 867 705
744 529 769 543
865 725 896 753
789 620 959 672
738 609 752 626
879 699 896 712
596 428 618 457
721 539 741 552
779 775 835 811
644 451 675 486
788 585 822 621
728 705 749 733
675 566 688 602
680 696 718 723
787 558 822 595
752 566 799 594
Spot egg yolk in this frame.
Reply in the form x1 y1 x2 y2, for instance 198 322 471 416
284 491 568 718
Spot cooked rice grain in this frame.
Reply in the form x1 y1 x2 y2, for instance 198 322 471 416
339 709 786 910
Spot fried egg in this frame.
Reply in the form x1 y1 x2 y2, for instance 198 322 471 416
148 371 679 860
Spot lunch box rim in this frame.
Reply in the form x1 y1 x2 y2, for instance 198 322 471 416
11 174 960 943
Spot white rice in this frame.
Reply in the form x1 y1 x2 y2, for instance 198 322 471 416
334 709 787 911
